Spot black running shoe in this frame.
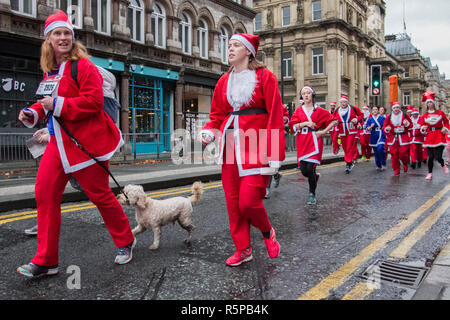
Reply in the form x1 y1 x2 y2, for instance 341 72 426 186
17 263 58 278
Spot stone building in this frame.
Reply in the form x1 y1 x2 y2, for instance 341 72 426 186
253 0 385 111
0 0 255 155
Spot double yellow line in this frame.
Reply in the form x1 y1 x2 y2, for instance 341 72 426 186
0 162 343 226
0 181 224 226
299 183 450 300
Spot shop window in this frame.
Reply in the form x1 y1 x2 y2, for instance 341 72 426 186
128 0 144 43
92 0 111 35
183 99 198 114
152 3 166 48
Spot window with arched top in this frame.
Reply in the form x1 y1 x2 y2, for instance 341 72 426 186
218 27 229 64
197 19 208 59
180 12 192 55
128 0 144 43
151 3 166 48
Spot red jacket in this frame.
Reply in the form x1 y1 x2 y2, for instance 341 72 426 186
21 58 123 173
383 112 413 146
201 68 285 176
332 105 364 136
418 110 449 147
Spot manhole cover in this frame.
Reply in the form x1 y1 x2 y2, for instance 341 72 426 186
360 259 430 289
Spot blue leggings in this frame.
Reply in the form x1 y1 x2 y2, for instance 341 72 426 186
373 145 386 168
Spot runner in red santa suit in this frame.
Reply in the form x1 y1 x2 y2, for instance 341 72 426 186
332 96 364 173
200 34 285 267
359 105 372 161
409 108 425 169
328 101 341 154
382 102 413 176
289 86 333 205
418 91 450 179
17 11 135 278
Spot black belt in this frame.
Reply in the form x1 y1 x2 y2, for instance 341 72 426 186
229 108 268 115
429 127 443 131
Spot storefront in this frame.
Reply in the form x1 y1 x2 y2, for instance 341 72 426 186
129 65 178 154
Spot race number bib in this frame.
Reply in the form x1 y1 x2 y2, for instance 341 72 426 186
36 75 62 96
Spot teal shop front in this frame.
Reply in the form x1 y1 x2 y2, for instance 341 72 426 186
129 65 178 155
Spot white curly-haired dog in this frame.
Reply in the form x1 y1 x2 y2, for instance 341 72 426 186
117 182 203 250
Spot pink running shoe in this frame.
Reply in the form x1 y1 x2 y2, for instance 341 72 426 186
263 228 280 259
225 248 253 267
425 173 433 180
443 166 449 174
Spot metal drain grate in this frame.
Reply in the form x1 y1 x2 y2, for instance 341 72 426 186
360 259 430 289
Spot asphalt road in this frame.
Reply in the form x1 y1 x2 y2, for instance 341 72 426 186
1 159 449 303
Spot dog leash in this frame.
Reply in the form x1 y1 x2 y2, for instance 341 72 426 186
52 114 128 200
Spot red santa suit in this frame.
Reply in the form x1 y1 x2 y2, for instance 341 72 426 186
409 109 425 164
21 57 132 266
383 104 413 175
359 106 372 160
418 110 449 148
332 97 364 164
201 66 285 251
328 102 340 154
289 105 332 164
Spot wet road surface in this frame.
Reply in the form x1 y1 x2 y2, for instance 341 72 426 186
1 159 449 301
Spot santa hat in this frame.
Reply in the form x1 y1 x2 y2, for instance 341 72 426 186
44 10 74 38
339 96 349 102
392 102 401 108
229 33 259 57
422 91 436 105
300 86 316 96
330 101 337 106
411 108 419 114
362 105 369 110
406 106 412 112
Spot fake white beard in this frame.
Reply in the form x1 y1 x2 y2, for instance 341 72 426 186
227 69 257 110
390 111 402 126
363 110 370 119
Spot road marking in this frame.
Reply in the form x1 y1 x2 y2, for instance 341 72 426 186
341 196 450 300
298 183 450 300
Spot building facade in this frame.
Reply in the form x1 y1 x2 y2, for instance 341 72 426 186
253 0 383 111
0 0 255 155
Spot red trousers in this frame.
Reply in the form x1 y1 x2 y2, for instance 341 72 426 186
360 134 371 159
388 140 410 174
340 134 357 164
410 143 424 163
221 150 271 251
32 138 134 266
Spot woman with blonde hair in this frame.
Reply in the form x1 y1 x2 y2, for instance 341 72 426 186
200 33 285 267
17 11 135 278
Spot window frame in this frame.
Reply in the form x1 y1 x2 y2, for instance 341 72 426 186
180 12 192 55
312 0 322 22
58 0 83 29
312 47 324 75
128 0 145 43
219 26 229 64
403 92 411 106
282 6 290 26
92 0 111 35
254 12 262 32
151 3 166 49
282 51 292 78
197 18 209 59
10 0 36 18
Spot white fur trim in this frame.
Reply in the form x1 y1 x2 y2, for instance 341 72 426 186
226 69 257 110
21 108 39 128
44 21 74 37
199 129 215 142
230 34 256 57
53 96 64 117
